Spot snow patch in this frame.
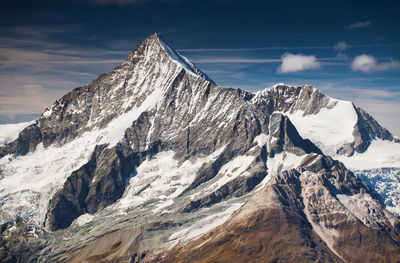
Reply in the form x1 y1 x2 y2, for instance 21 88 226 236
353 168 400 216
42 108 52 118
116 146 226 211
338 139 400 169
99 88 164 147
0 134 97 225
74 213 94 226
152 199 174 213
267 152 306 176
158 37 199 78
202 154 256 193
254 133 269 147
168 202 243 247
284 99 357 151
0 121 34 146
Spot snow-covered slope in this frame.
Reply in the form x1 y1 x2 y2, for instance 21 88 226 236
0 33 399 263
285 98 357 151
338 139 400 169
158 36 214 83
353 168 400 215
154 154 400 263
0 121 34 146
252 83 396 156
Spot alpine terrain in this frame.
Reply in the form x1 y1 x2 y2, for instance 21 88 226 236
0 33 400 263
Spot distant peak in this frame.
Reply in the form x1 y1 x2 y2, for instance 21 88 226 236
254 83 296 96
272 82 287 88
257 83 318 95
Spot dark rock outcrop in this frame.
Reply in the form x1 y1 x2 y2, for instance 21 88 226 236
0 123 42 157
337 106 396 155
268 113 322 157
45 143 139 230
154 154 400 263
0 219 46 263
1 33 399 263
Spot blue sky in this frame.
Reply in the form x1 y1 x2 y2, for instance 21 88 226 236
0 0 400 135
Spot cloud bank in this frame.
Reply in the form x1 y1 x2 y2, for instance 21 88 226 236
278 53 320 73
347 20 372 29
351 54 400 73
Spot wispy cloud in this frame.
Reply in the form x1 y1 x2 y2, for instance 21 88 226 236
278 53 321 73
351 54 400 73
179 43 400 53
0 47 125 70
13 24 84 37
191 55 349 65
347 20 372 29
178 46 333 52
192 58 281 63
333 41 350 51
0 33 127 118
0 80 67 117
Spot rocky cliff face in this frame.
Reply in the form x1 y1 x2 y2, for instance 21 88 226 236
153 155 400 263
267 112 322 157
0 33 399 262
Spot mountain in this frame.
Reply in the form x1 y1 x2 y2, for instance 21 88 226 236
0 33 399 262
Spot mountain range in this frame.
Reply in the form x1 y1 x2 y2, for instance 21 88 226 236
0 33 400 262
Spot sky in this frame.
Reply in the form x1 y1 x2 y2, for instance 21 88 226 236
0 0 400 135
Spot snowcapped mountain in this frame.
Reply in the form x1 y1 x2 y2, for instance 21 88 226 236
0 33 399 262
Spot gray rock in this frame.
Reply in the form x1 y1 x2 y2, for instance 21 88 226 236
1 33 399 262
268 112 322 157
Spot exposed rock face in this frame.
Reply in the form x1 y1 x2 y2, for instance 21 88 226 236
0 123 41 157
45 143 141 230
254 84 336 115
252 84 396 156
181 146 268 213
0 219 46 263
351 107 395 152
0 33 399 263
39 34 266 230
154 155 400 263
268 112 322 157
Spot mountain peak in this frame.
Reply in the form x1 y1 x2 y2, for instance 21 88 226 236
128 33 215 84
2 33 400 263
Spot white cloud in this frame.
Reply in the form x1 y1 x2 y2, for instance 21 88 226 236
192 58 280 63
278 53 320 73
333 41 350 51
347 20 372 29
351 54 400 73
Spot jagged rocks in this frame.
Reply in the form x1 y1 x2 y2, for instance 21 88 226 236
0 123 41 157
268 112 322 157
45 143 139 230
155 155 400 263
0 33 400 262
0 219 46 263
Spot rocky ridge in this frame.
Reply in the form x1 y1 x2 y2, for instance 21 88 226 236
0 33 399 262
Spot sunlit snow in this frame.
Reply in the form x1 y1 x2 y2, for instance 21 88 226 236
0 121 34 146
284 99 357 152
